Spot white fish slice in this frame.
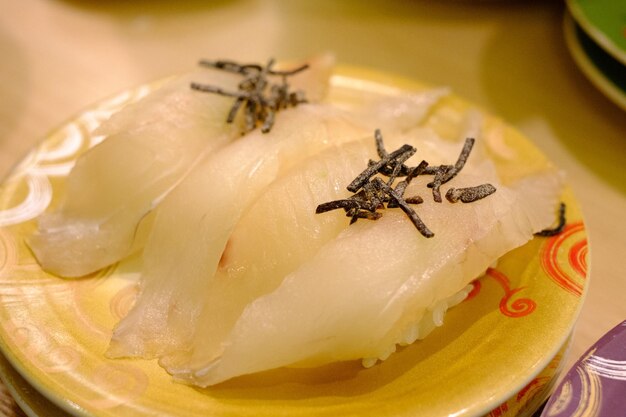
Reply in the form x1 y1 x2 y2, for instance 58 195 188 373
27 70 245 278
170 160 561 386
158 139 376 371
27 56 334 278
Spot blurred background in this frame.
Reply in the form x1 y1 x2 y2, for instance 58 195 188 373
2 1 626 186
0 0 625 415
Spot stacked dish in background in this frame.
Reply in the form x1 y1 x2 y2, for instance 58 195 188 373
564 0 626 111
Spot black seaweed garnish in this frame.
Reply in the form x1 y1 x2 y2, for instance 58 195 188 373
535 202 566 237
445 184 497 203
316 130 497 238
426 138 475 203
316 129 432 237
191 58 309 133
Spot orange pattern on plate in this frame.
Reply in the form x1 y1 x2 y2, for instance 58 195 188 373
541 222 587 297
466 268 537 319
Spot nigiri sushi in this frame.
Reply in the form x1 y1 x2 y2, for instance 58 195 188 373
28 55 334 278
159 125 561 387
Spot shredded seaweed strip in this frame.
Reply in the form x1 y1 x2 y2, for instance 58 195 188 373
191 58 309 133
426 138 475 202
445 184 496 203
316 130 497 238
535 202 566 237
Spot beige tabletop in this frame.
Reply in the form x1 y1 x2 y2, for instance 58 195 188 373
0 1 625 416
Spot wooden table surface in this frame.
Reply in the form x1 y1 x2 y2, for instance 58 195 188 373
0 1 625 416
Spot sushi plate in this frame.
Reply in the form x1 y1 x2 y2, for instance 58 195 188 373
0 68 589 417
565 0 626 67
563 12 626 112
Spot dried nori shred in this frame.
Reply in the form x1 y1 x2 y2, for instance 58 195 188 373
445 184 497 203
315 130 497 238
427 138 475 202
191 58 309 134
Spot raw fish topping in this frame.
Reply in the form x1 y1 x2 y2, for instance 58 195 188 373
27 55 329 278
191 58 309 134
316 130 496 237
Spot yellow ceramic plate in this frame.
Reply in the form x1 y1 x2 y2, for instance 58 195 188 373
0 68 588 417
